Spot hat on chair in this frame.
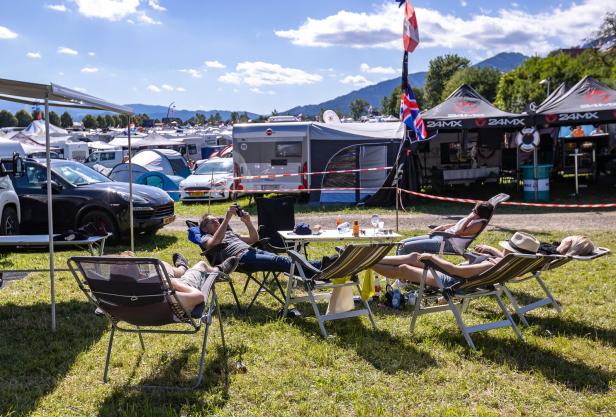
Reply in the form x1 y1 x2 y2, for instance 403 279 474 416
499 232 540 254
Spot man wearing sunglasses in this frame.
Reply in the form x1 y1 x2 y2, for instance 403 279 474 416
189 205 321 276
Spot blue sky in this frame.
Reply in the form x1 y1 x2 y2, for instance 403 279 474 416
0 0 613 114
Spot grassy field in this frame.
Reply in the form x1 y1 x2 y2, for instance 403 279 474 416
0 229 614 416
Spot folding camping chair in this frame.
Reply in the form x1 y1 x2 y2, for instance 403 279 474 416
502 247 611 326
68 256 227 390
410 253 551 349
284 243 394 337
397 193 510 256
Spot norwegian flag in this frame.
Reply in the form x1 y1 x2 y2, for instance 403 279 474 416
402 0 420 53
400 52 427 141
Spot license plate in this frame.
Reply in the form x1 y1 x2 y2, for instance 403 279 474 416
191 192 205 197
163 215 176 225
262 185 279 190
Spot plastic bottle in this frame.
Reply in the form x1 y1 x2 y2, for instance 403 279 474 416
352 220 360 237
392 288 401 309
336 215 342 227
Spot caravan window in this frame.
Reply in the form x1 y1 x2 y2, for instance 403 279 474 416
187 144 197 155
275 142 302 158
86 153 99 162
322 147 356 188
100 152 115 161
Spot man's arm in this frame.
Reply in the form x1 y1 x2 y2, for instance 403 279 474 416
204 207 235 250
432 223 455 232
239 212 259 244
419 254 493 279
474 244 503 257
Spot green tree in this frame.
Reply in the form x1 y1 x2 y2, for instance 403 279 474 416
424 54 470 108
239 112 249 123
48 111 61 127
194 113 206 125
442 66 502 103
349 98 369 120
82 114 97 129
15 109 33 127
230 111 239 123
96 115 107 129
60 112 73 128
104 115 114 128
495 50 616 112
0 110 18 128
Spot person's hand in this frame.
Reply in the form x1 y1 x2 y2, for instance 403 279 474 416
418 253 434 263
433 225 446 232
240 211 251 224
225 206 237 221
474 244 488 254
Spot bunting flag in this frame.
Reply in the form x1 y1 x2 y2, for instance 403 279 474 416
400 52 427 142
402 0 420 53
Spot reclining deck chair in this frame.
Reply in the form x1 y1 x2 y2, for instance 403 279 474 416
502 247 611 326
68 256 227 389
411 253 551 349
398 193 510 256
285 243 394 337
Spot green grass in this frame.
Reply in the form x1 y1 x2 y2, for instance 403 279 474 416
0 229 615 416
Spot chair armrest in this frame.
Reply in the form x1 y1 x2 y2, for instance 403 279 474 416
286 250 321 276
251 238 270 249
429 231 456 239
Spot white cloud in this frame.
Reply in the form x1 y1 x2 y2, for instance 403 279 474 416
250 88 264 94
204 60 225 69
179 68 203 78
57 46 78 55
341 75 372 87
46 4 67 12
137 12 161 25
274 0 615 55
176 87 186 92
88 51 96 56
360 63 396 75
148 0 166 11
161 84 173 91
460 0 468 7
218 61 322 87
146 84 161 93
74 0 139 21
58 72 64 76
27 52 42 59
81 66 99 73
0 26 18 39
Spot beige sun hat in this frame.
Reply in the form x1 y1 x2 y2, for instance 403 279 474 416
499 232 540 254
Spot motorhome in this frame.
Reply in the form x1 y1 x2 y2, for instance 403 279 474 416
84 149 126 169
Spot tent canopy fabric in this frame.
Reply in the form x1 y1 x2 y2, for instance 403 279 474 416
422 84 527 130
133 132 179 148
537 82 568 109
131 149 189 177
23 119 68 137
87 141 118 150
0 138 27 158
534 76 616 125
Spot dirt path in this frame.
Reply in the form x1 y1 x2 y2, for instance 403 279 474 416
168 211 616 233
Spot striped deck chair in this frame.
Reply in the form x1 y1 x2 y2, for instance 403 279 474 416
68 256 227 390
411 253 551 349
502 247 611 326
284 243 394 337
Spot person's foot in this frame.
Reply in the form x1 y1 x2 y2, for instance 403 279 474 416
172 252 189 270
215 256 240 275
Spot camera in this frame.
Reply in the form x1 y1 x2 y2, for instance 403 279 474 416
232 203 244 217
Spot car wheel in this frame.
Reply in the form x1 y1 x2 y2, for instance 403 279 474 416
0 206 19 235
80 210 119 244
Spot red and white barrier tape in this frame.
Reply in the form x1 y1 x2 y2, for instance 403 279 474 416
399 188 616 209
172 187 393 194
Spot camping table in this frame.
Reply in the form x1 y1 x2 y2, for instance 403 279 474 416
0 233 111 332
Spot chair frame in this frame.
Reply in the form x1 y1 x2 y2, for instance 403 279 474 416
68 256 227 390
284 243 394 337
410 253 551 349
502 247 611 326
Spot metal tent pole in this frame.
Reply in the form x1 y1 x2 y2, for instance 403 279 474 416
128 116 134 252
44 96 56 332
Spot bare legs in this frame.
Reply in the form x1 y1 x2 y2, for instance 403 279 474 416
372 252 441 288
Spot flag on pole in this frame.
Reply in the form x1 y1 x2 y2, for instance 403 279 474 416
402 0 420 53
400 52 427 142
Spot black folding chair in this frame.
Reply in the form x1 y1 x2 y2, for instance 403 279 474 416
68 256 227 390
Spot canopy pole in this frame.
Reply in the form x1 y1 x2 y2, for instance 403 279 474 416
44 96 56 333
128 116 134 252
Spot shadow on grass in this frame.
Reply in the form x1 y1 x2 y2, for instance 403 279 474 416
97 344 229 417
106 234 180 254
0 300 108 416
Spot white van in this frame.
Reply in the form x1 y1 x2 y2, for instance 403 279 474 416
61 141 89 162
84 149 126 169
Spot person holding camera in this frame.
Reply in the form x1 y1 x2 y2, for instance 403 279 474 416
192 204 321 276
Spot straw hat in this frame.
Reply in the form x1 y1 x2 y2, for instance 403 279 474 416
499 232 540 254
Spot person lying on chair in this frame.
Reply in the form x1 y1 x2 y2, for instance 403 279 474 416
189 205 322 277
474 235 595 257
373 232 540 289
397 201 494 255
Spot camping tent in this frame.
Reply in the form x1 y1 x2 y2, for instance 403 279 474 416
87 140 119 151
422 84 528 130
5 131 53 155
308 122 405 204
0 78 133 333
132 132 180 149
131 149 190 177
534 76 616 126
23 119 68 136
0 138 27 158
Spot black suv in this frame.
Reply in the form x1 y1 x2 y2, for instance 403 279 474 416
11 159 175 241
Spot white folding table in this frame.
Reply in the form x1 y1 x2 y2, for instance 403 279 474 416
0 233 111 331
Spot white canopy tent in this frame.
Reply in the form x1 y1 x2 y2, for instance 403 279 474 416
0 78 133 332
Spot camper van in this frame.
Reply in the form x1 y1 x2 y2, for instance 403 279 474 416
84 149 126 169
61 141 89 162
233 122 404 203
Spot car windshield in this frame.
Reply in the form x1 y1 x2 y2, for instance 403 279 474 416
53 162 112 185
195 159 232 175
